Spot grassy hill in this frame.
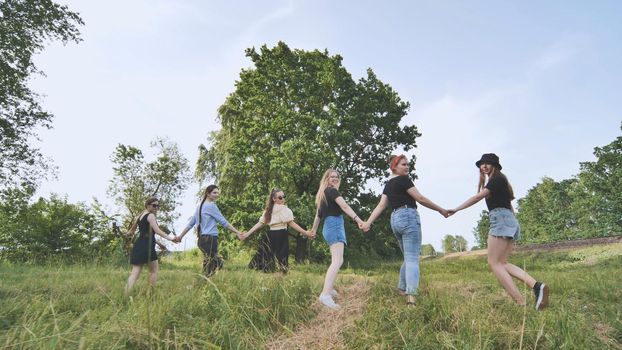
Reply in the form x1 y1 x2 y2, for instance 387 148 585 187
1 243 621 349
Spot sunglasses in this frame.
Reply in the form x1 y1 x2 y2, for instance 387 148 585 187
276 195 286 200
151 204 160 208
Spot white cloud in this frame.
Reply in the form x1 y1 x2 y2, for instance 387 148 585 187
532 34 589 73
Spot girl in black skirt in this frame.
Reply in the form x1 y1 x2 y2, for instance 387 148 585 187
125 197 176 292
242 188 315 272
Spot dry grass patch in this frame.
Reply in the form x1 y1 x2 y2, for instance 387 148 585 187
266 278 370 350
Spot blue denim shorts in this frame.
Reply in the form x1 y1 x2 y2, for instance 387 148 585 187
322 215 347 246
489 208 521 240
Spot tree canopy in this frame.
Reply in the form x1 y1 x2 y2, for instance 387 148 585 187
108 138 191 231
197 42 420 257
0 0 83 189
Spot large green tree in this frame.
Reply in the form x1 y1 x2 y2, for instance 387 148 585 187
516 177 579 243
0 0 83 188
421 243 436 256
575 123 622 236
108 138 191 232
441 234 457 254
197 42 420 258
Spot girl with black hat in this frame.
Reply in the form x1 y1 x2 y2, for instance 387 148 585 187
449 153 549 310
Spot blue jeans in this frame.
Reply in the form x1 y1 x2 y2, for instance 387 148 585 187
390 207 422 295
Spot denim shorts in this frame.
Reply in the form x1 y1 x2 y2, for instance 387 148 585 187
489 208 521 240
322 215 347 246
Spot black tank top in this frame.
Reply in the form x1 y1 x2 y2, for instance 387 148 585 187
137 213 153 239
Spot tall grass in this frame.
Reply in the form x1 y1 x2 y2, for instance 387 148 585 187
343 245 622 349
1 244 621 349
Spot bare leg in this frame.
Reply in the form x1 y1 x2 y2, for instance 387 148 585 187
487 236 525 305
501 241 536 288
125 265 143 293
321 243 344 296
147 260 159 287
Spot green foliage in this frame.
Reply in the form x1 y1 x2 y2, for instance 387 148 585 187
0 0 83 188
472 210 489 248
454 235 468 252
108 138 191 231
576 123 622 236
441 234 468 253
517 177 579 243
421 243 436 256
198 42 419 258
0 192 111 263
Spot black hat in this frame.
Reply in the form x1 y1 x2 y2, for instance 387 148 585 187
475 153 502 170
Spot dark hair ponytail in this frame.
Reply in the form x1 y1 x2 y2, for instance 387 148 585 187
263 188 280 223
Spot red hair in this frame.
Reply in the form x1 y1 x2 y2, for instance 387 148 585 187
390 154 407 172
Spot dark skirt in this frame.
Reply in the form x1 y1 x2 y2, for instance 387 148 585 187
248 229 289 272
130 234 158 265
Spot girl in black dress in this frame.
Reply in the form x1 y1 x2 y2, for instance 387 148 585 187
125 197 176 292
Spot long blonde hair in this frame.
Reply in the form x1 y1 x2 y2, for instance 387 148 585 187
315 169 340 209
478 166 514 200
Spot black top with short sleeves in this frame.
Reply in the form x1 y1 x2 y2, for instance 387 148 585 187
382 175 418 210
485 175 513 210
319 187 343 218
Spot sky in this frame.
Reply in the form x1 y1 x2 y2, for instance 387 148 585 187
30 0 622 252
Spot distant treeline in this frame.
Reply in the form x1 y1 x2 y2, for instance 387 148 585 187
473 124 622 248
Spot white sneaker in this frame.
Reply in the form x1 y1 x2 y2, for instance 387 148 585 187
319 294 341 310
330 289 338 297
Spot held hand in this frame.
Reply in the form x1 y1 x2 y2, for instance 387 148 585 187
439 209 450 218
237 232 245 241
447 209 458 217
172 235 182 243
306 230 316 239
358 221 370 232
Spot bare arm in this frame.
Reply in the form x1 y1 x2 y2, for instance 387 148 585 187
452 188 490 213
126 215 140 237
310 210 321 234
406 186 448 217
335 196 365 226
287 220 314 238
175 226 191 242
242 221 265 239
366 194 389 226
146 214 174 241
226 223 243 236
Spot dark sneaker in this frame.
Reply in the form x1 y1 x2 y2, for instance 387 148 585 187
534 282 549 310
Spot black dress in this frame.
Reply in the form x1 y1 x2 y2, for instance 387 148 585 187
129 213 158 265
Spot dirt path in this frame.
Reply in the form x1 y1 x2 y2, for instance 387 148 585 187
266 278 370 350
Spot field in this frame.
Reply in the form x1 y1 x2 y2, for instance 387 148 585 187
1 243 621 349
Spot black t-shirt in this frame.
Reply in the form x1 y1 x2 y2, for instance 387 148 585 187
485 175 513 210
382 175 418 210
319 187 343 218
